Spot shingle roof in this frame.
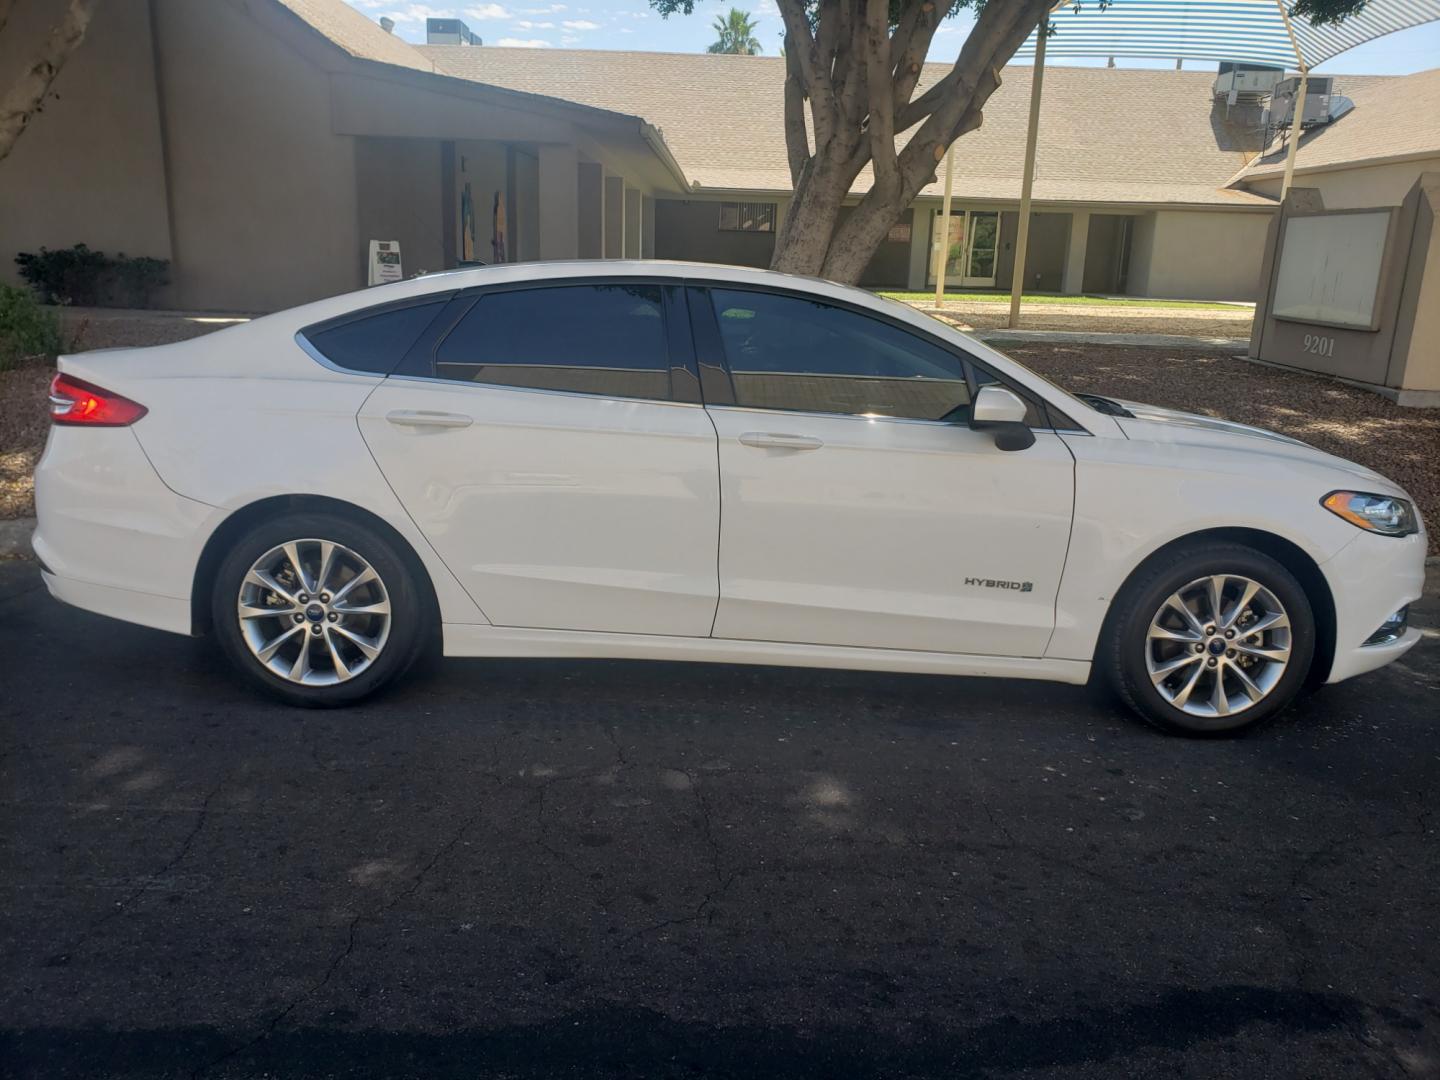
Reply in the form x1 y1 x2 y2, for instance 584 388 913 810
421 46 1304 207
272 0 436 72
1235 66 1440 181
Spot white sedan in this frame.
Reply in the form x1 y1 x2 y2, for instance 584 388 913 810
33 262 1425 734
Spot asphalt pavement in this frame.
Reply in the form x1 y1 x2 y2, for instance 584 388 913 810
2 559 1437 1079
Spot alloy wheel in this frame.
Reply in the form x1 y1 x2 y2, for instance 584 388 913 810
236 538 392 686
1144 574 1292 719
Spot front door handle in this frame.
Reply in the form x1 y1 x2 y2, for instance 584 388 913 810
385 409 473 429
737 431 824 451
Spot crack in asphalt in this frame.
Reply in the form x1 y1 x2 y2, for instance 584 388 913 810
51 772 230 962
620 771 737 946
190 794 492 1079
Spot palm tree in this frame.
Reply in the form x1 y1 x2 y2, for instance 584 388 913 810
707 9 762 55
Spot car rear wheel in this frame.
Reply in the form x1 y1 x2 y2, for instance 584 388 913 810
1104 543 1316 736
211 512 429 706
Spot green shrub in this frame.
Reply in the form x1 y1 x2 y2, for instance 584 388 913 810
15 244 170 308
0 284 65 371
113 255 171 308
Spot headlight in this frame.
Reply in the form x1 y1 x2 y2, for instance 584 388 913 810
1321 491 1418 537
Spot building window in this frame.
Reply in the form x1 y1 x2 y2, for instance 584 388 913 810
718 202 777 233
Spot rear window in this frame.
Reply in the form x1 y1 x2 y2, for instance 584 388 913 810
302 300 447 375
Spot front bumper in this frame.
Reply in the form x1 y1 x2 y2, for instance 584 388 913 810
1320 525 1428 684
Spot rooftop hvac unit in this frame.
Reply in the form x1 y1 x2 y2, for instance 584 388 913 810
1268 75 1336 129
426 18 482 45
1213 61 1286 105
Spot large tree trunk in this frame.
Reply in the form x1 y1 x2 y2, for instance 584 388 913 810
769 0 1050 285
0 0 100 165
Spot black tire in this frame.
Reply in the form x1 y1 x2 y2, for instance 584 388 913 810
211 511 431 707
1101 542 1316 736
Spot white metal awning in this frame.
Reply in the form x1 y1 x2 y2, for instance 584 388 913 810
1014 0 1440 70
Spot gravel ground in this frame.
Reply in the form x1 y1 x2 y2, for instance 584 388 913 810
60 308 251 351
0 364 53 520
1008 343 1440 554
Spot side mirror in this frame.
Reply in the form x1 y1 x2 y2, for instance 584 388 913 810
969 385 1036 451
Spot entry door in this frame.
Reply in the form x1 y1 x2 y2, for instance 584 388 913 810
962 211 1000 286
357 282 720 637
698 287 1074 657
930 211 1001 288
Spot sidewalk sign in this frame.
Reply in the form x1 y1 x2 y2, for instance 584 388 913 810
368 240 403 286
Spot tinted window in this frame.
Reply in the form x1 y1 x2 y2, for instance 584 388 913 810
708 289 971 421
436 284 671 400
304 301 446 375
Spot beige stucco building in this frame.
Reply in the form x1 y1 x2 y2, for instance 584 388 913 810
1237 69 1440 404
1 0 1431 313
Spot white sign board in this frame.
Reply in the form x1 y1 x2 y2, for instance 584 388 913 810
368 240 403 286
1273 211 1389 330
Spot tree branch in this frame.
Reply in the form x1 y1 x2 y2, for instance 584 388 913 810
896 0 1041 130
863 0 899 196
783 38 812 186
891 0 941 119
0 0 99 164
777 0 840 149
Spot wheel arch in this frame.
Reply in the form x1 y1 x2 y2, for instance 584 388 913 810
1098 526 1337 686
190 494 441 639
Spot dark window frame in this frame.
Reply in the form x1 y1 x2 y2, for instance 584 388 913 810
401 277 703 406
685 282 1087 432
297 292 458 377
717 202 777 233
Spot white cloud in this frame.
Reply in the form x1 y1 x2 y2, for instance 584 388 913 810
515 19 555 28
465 3 513 18
377 3 456 23
560 33 580 43
561 18 599 29
495 35 552 45
516 3 566 10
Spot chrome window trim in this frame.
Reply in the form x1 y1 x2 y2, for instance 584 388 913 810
294 331 386 380
701 402 1088 435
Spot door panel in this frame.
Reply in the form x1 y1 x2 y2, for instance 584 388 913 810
360 380 719 635
708 409 1074 656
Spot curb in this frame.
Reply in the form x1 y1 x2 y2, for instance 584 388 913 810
0 518 35 558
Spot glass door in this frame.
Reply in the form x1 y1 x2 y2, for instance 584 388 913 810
928 210 1001 289
962 212 999 287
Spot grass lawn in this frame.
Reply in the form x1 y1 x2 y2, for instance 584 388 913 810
877 291 1250 310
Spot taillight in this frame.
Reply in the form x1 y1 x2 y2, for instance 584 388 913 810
49 373 148 427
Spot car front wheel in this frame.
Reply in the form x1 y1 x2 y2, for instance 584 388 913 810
1104 543 1317 735
211 512 429 706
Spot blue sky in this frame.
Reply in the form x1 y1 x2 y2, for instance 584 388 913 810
345 0 1438 74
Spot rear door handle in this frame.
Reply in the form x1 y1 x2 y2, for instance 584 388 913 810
738 431 824 451
385 409 472 429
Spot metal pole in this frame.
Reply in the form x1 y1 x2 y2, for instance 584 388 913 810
1281 68 1308 198
1274 0 1308 199
933 144 956 307
1007 13 1047 329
